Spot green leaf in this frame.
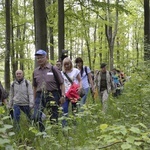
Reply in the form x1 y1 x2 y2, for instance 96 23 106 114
0 127 6 133
36 131 47 137
0 125 13 133
2 116 10 120
120 126 127 136
130 127 141 134
29 127 38 134
138 123 147 129
126 136 135 144
8 132 15 136
4 124 13 130
0 107 5 114
121 143 132 149
0 138 10 145
134 142 142 146
100 124 108 130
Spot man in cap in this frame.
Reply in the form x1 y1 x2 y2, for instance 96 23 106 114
94 63 114 112
33 49 65 131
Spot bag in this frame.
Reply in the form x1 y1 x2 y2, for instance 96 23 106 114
63 72 82 103
66 83 80 103
78 88 85 98
51 66 62 96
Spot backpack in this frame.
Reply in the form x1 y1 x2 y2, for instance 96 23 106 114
12 79 28 88
51 66 61 95
11 80 29 96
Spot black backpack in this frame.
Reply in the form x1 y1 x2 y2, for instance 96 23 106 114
12 79 28 88
51 66 61 96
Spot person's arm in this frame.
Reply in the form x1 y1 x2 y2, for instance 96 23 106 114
27 81 34 108
60 83 65 96
8 85 13 109
77 74 82 89
93 71 98 91
59 83 66 105
88 73 94 92
2 91 8 106
33 86 37 100
32 72 37 100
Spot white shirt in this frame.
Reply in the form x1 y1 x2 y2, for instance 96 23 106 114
61 68 80 93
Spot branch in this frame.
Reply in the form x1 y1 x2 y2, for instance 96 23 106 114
98 140 146 149
98 140 123 149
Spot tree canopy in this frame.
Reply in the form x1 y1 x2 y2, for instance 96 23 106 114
0 0 149 87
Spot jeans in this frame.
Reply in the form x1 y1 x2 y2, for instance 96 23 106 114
80 87 90 106
13 104 31 130
62 97 77 127
33 91 60 131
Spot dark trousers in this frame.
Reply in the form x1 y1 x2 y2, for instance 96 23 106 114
33 91 60 131
13 105 31 130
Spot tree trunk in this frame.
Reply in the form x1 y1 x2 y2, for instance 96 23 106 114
144 0 150 61
58 0 64 60
48 0 56 61
33 0 47 67
79 1 91 69
116 37 120 68
5 0 11 90
105 0 119 70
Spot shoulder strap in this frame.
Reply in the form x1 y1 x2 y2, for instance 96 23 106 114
63 72 73 84
11 81 15 87
12 80 28 88
51 66 61 89
85 66 90 83
11 80 29 97
25 79 28 88
85 66 88 76
95 71 100 78
109 71 112 76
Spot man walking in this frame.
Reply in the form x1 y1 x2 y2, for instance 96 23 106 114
33 49 65 131
8 70 34 131
94 63 114 112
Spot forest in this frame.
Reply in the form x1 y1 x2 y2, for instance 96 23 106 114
0 0 150 150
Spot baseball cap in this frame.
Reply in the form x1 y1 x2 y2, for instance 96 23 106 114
35 49 47 56
100 63 107 68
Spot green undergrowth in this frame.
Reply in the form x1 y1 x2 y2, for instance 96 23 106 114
0 68 150 150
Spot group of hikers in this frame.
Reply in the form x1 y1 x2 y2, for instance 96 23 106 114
0 49 126 132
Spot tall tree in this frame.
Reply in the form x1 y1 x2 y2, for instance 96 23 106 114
144 0 150 61
58 0 64 60
105 0 119 70
33 0 47 67
5 0 11 90
79 0 92 69
47 0 56 61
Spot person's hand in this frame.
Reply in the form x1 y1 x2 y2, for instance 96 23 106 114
9 108 13 119
91 86 94 93
112 89 116 93
59 96 65 105
29 104 34 110
77 86 82 95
